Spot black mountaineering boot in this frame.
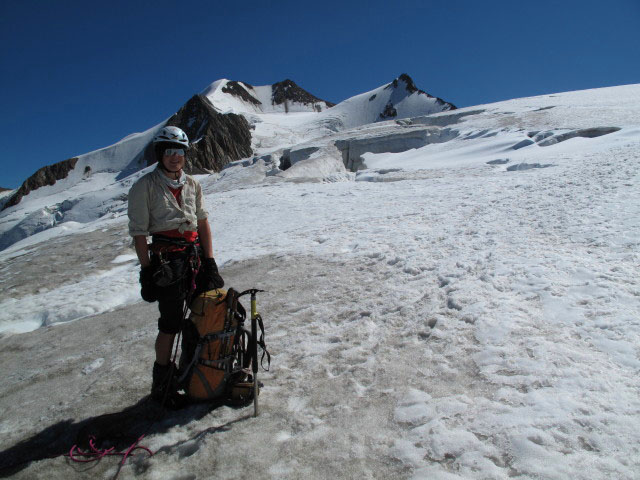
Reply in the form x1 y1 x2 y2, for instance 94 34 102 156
151 362 173 401
151 362 187 409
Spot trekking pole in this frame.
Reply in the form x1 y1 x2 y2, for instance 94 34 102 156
250 290 259 417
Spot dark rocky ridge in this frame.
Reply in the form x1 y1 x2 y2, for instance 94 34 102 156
386 73 457 111
145 94 253 174
0 187 10 192
271 79 335 112
221 79 335 113
3 158 79 211
222 81 261 106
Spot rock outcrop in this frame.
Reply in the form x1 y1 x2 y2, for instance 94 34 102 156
145 94 254 174
271 79 335 112
2 158 79 211
387 73 457 111
219 79 335 113
222 81 261 105
380 103 398 120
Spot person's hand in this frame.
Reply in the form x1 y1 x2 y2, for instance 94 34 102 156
139 265 157 302
202 258 224 289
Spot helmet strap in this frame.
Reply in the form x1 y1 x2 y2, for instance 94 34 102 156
159 160 182 179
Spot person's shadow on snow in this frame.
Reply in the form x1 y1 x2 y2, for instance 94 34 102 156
0 396 250 477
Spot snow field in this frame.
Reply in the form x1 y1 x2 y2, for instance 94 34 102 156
0 221 138 334
1 137 638 478
206 143 639 478
2 138 639 478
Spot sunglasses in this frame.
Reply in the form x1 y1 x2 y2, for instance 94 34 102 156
163 148 185 157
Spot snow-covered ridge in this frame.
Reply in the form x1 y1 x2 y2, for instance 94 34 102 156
0 74 457 250
321 73 456 129
0 124 161 250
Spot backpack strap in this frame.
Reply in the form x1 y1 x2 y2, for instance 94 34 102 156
236 289 270 373
254 313 271 371
177 342 204 384
199 356 235 371
202 331 235 342
191 368 216 398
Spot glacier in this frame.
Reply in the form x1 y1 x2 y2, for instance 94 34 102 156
0 79 639 479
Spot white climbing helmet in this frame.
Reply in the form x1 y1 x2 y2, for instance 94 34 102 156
153 126 189 148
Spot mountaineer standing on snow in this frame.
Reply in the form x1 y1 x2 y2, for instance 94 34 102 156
127 126 224 401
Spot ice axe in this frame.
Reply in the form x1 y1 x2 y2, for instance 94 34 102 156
248 289 264 417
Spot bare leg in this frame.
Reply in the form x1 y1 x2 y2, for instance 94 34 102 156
155 332 176 365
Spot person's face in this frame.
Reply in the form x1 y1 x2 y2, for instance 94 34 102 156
162 147 186 172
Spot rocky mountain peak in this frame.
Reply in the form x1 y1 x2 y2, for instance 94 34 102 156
397 73 419 93
384 73 456 111
271 79 335 111
146 94 253 174
385 73 420 93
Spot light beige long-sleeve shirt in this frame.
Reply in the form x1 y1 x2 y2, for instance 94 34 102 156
127 167 208 237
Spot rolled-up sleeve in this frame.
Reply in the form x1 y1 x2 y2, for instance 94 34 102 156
128 180 150 237
195 182 208 220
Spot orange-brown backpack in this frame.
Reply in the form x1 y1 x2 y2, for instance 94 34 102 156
177 288 269 404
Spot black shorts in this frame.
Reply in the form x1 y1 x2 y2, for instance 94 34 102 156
156 280 189 335
150 249 208 335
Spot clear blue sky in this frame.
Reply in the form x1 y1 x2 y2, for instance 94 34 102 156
1 0 639 189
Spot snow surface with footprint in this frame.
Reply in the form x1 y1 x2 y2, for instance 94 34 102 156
0 82 639 479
